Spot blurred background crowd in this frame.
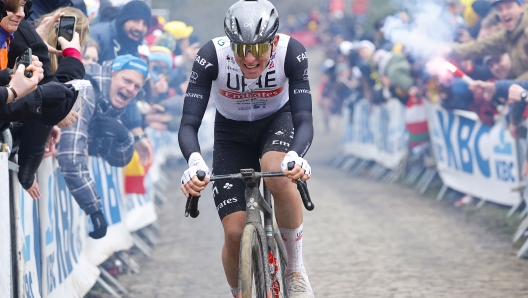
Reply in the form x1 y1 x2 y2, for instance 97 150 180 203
311 0 528 205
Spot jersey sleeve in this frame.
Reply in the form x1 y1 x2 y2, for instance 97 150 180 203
284 37 313 157
178 40 219 161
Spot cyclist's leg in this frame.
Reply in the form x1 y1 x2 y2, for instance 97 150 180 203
221 212 246 291
260 111 314 296
259 110 303 231
213 112 262 292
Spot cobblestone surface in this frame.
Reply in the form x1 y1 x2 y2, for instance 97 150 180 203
115 127 528 297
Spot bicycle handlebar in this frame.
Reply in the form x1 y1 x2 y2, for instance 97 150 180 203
184 170 206 218
185 161 314 218
287 161 315 211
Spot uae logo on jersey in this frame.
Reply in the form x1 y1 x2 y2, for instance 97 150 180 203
226 55 235 64
268 61 275 69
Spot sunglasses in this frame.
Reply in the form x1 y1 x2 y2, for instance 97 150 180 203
231 42 272 58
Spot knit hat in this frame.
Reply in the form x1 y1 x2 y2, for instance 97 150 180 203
149 46 173 69
115 1 152 29
112 54 149 79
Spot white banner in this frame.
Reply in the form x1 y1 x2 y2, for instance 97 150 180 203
14 178 42 298
85 157 133 266
342 98 407 169
125 170 157 232
0 153 10 297
426 102 521 206
38 158 99 298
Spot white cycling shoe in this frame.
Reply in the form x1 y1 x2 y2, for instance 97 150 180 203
285 271 314 298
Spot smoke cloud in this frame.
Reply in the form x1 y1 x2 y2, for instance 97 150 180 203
381 0 457 61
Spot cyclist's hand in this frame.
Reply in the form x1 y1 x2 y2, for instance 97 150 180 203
281 151 311 182
181 152 211 197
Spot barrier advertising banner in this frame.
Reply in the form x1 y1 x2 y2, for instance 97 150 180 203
15 179 42 298
342 98 407 169
38 158 99 298
126 190 157 232
85 157 133 266
0 153 10 297
426 102 521 206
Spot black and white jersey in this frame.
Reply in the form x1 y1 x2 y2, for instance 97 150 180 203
179 33 313 160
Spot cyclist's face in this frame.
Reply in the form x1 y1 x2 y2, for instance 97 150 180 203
234 35 279 79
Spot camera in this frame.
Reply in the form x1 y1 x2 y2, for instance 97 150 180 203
15 48 33 78
56 15 76 51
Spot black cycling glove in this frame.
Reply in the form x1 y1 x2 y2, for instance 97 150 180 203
88 116 130 143
89 210 108 239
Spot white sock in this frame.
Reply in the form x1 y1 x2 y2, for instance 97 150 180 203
230 286 238 297
279 223 305 274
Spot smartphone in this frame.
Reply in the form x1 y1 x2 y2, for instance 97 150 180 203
15 48 32 78
56 16 76 51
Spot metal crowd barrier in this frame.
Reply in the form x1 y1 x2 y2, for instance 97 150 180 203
336 98 528 258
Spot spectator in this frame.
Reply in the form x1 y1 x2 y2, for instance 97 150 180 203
162 20 200 68
57 55 150 239
148 45 171 101
90 0 153 166
82 38 100 65
451 0 528 79
89 0 151 63
1 1 82 198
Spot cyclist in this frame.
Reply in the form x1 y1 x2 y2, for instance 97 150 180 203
179 0 314 297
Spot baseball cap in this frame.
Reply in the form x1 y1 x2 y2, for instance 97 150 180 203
112 54 149 79
490 0 524 6
483 55 502 66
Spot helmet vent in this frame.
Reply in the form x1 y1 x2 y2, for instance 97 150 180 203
270 8 275 17
255 18 263 36
235 18 242 36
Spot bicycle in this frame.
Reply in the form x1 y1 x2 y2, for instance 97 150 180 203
184 162 314 298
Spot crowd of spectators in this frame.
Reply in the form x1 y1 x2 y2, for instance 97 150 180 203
314 0 528 205
0 0 198 239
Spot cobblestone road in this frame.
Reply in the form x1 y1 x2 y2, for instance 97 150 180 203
115 126 528 297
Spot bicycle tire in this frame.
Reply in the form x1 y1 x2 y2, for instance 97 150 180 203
273 230 289 298
239 224 269 298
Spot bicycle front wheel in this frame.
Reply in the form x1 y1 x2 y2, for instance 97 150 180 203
239 224 269 298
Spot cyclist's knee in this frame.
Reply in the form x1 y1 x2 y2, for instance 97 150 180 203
224 225 243 246
222 211 245 246
264 176 294 195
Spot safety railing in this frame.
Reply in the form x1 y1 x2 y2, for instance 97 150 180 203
336 98 528 257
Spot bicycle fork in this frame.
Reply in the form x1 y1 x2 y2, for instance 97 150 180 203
263 186 281 298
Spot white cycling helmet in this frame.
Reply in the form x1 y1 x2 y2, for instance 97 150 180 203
224 0 279 44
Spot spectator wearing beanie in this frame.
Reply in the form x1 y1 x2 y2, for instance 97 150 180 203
90 0 151 63
149 45 173 102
